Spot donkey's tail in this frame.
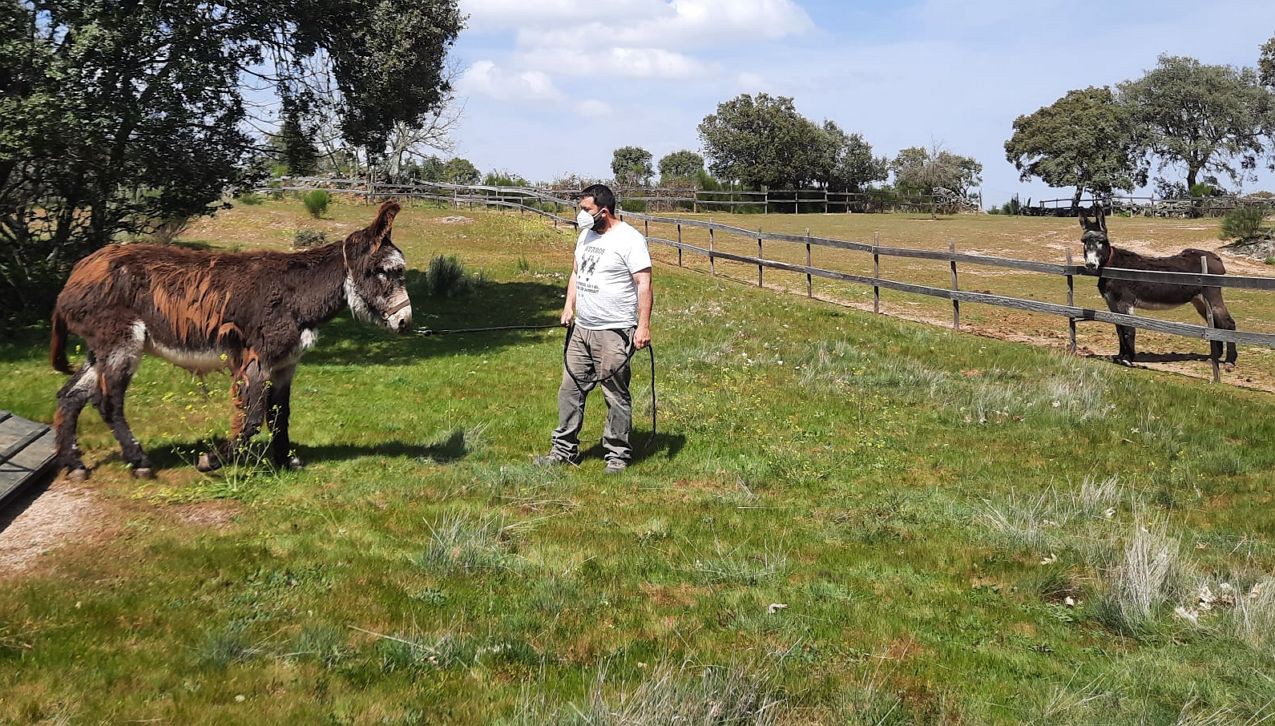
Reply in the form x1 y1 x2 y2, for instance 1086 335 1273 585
50 309 72 374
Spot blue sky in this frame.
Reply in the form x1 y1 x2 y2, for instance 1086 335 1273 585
449 0 1275 204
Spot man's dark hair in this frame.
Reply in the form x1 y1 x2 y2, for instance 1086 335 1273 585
580 183 616 215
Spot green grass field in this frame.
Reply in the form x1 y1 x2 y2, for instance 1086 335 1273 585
2 199 1274 723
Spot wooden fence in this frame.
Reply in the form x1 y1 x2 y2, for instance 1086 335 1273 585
270 180 1275 383
265 177 965 215
1032 194 1273 217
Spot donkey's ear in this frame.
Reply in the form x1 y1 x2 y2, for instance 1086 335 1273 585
1096 204 1107 232
371 200 401 241
1078 213 1089 230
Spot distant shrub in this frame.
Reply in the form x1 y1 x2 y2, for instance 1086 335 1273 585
998 195 1023 215
302 189 331 218
293 228 328 249
236 191 264 206
1219 206 1270 241
424 255 484 297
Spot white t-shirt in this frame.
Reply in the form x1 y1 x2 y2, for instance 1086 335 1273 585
573 220 652 330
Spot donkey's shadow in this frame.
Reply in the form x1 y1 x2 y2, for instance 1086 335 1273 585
145 428 473 471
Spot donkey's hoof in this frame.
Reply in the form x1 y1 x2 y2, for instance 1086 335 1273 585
285 456 305 471
65 467 90 483
1112 357 1135 367
132 467 155 480
196 453 222 473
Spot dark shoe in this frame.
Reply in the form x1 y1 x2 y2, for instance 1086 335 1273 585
604 459 628 475
534 453 573 467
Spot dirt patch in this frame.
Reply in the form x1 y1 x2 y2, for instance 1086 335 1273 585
170 500 241 529
0 482 102 577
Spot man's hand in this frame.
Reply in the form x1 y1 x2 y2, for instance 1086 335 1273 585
560 306 574 326
633 325 651 349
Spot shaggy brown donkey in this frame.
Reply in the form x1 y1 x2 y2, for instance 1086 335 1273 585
49 200 413 480
1080 207 1237 367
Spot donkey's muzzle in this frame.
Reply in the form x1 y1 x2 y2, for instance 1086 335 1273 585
385 293 412 334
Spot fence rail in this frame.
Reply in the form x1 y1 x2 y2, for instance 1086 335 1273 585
269 180 1275 381
265 176 970 215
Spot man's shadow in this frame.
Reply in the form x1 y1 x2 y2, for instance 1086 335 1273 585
580 431 686 464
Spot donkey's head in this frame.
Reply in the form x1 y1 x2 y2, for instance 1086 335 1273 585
343 200 413 333
1078 205 1110 271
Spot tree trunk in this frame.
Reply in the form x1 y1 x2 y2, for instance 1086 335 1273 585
1071 186 1084 211
1187 166 1202 218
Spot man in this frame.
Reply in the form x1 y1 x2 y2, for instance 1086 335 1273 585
536 183 652 474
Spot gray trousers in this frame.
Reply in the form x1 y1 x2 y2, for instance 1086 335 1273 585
552 325 634 463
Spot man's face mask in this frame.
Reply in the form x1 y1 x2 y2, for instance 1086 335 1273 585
577 208 603 231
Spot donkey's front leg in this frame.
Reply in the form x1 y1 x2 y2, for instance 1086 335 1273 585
1105 297 1136 365
198 356 269 472
266 365 303 470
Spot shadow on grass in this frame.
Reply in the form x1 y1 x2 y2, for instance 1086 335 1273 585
299 429 472 465
142 427 475 473
303 275 566 366
1083 351 1214 365
580 431 687 464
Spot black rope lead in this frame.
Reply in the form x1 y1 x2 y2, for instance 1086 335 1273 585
414 322 658 451
415 323 562 336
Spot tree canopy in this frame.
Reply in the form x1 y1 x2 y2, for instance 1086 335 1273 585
0 0 462 310
1260 34 1275 89
698 94 827 189
611 146 654 186
657 150 704 183
1118 55 1268 190
442 157 480 185
1004 86 1146 205
817 122 889 193
698 93 884 192
890 145 982 198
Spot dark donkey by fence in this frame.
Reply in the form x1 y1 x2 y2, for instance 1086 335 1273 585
49 200 413 480
1080 206 1237 367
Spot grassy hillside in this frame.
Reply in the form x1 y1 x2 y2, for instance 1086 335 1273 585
1 199 1273 723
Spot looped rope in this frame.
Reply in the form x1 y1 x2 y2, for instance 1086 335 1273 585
414 322 658 450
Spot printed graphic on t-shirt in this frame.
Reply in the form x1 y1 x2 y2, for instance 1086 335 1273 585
573 221 651 330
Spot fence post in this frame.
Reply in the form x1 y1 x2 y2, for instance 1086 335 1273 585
873 231 880 314
805 227 813 298
709 221 716 276
949 239 960 330
824 189 829 214
757 227 764 288
1204 256 1220 383
677 223 683 267
1065 249 1077 355
764 190 769 215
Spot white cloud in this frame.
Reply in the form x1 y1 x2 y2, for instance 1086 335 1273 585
459 0 660 31
576 100 614 117
454 1 810 112
517 0 812 51
517 46 713 79
455 60 564 101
